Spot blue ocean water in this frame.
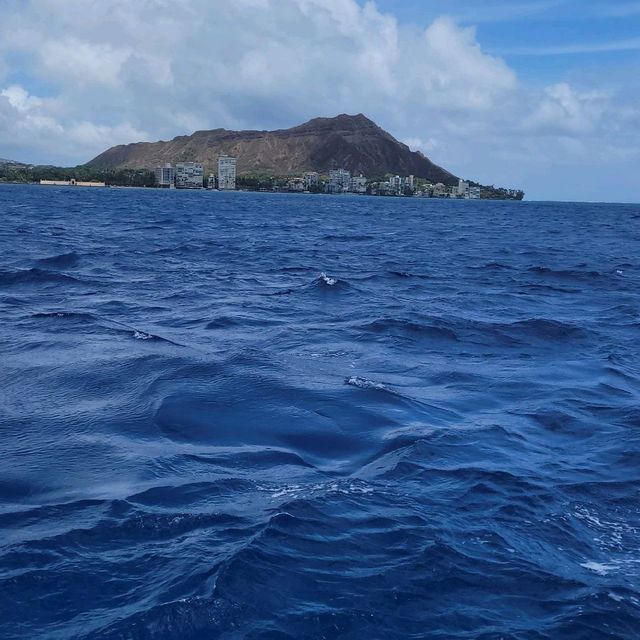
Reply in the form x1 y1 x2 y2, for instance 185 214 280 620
1 183 639 639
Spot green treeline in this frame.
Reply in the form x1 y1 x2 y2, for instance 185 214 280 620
0 165 155 187
0 165 524 200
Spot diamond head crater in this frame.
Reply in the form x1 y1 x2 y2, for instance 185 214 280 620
0 114 523 199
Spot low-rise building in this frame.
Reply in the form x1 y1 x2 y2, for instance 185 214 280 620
287 177 305 192
40 179 106 187
432 183 447 198
175 162 203 189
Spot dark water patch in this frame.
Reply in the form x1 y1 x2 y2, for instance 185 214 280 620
519 283 581 293
322 233 375 242
500 318 587 341
357 317 460 342
527 266 606 282
389 270 431 279
0 268 84 287
31 310 96 323
183 449 315 471
205 314 281 330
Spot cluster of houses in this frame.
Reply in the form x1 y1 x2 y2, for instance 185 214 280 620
154 158 487 199
284 170 483 199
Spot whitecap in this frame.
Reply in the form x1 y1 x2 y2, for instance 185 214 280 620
580 561 617 576
345 376 387 391
133 330 154 340
320 272 337 286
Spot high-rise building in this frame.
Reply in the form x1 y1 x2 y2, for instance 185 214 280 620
155 163 175 188
458 179 470 198
175 162 204 189
390 175 402 195
303 172 319 190
349 175 367 194
218 156 237 190
327 169 351 193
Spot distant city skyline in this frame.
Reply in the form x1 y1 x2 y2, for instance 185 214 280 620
0 0 639 202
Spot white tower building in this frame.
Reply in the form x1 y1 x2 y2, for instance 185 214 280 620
218 156 237 190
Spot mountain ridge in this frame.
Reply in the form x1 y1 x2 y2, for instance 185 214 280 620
86 114 458 185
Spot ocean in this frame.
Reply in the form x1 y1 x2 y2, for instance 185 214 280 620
1 183 639 639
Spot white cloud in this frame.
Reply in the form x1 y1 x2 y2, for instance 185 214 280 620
39 39 131 87
0 0 519 162
1 85 43 112
0 0 638 200
525 83 607 135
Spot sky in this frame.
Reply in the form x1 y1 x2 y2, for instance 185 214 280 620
0 0 639 202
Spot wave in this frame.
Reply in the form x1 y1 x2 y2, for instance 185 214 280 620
356 315 586 347
30 309 178 345
34 251 80 269
357 318 460 342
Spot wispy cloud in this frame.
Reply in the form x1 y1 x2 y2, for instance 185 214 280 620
499 37 640 55
594 1 640 17
450 0 563 24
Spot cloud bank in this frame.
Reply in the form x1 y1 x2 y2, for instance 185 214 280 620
0 0 638 200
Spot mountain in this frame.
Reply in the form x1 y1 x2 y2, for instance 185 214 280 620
86 114 458 185
0 157 26 167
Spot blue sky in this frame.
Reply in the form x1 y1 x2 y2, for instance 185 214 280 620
0 0 639 202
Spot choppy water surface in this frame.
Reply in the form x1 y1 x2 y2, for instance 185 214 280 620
1 184 640 639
